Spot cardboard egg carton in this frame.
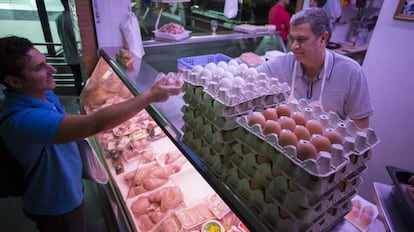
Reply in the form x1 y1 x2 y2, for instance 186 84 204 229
233 123 370 195
225 167 354 231
228 157 361 223
183 69 289 116
234 101 379 179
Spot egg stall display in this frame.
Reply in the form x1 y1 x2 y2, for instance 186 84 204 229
223 98 380 231
181 59 290 179
81 60 249 232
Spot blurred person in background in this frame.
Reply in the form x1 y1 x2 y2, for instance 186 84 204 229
56 0 83 97
268 0 291 44
310 0 327 7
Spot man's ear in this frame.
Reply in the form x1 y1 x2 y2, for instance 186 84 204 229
4 75 23 89
320 31 330 45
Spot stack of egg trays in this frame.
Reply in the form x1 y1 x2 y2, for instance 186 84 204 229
181 86 239 179
181 105 236 179
181 70 290 178
235 99 380 194
223 101 379 228
224 164 354 231
227 141 362 222
183 70 290 118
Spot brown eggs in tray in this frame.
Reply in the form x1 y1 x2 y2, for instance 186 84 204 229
236 98 380 178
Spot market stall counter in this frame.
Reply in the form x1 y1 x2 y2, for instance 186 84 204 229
83 40 386 231
80 51 269 232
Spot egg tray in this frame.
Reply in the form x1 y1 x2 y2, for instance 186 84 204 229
231 142 367 200
224 168 354 231
227 160 362 223
181 116 238 157
182 132 232 180
183 83 286 119
182 96 251 131
183 71 290 115
236 106 379 174
181 123 236 175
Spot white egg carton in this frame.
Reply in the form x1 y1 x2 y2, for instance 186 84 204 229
183 66 290 115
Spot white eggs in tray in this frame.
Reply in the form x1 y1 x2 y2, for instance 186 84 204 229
183 61 290 107
192 65 203 74
213 67 225 76
238 63 249 73
217 61 228 70
245 67 258 76
222 71 234 79
228 59 239 67
205 62 217 71
226 65 238 76
218 78 233 90
232 76 245 87
200 68 212 79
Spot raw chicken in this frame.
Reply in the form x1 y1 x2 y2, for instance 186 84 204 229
125 165 182 198
131 186 184 231
149 186 184 212
157 215 181 232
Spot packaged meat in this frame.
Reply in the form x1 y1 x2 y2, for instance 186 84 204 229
154 23 191 41
239 52 264 67
175 203 215 230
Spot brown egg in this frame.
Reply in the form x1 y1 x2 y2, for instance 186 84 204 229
263 120 282 136
311 135 332 152
296 140 318 161
359 213 373 225
348 208 360 218
291 112 307 126
362 206 375 217
278 129 298 147
262 108 278 121
276 104 291 117
294 125 311 141
248 112 266 128
352 200 362 209
324 129 344 144
306 120 324 135
279 116 296 131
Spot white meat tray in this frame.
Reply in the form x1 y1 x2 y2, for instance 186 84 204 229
153 30 191 41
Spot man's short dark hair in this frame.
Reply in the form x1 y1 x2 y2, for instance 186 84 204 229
315 0 327 7
0 36 33 86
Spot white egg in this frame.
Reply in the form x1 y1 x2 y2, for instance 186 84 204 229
200 69 212 79
192 65 203 74
217 61 228 70
228 59 239 67
222 71 234 79
213 67 225 76
227 65 238 76
238 63 249 72
205 62 217 71
218 78 233 89
245 67 258 76
232 76 245 87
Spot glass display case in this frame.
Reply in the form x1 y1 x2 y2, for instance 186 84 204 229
79 55 268 232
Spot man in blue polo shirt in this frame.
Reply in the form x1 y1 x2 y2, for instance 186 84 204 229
0 36 182 232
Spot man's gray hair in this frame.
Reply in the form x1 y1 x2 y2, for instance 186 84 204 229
290 7 332 40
